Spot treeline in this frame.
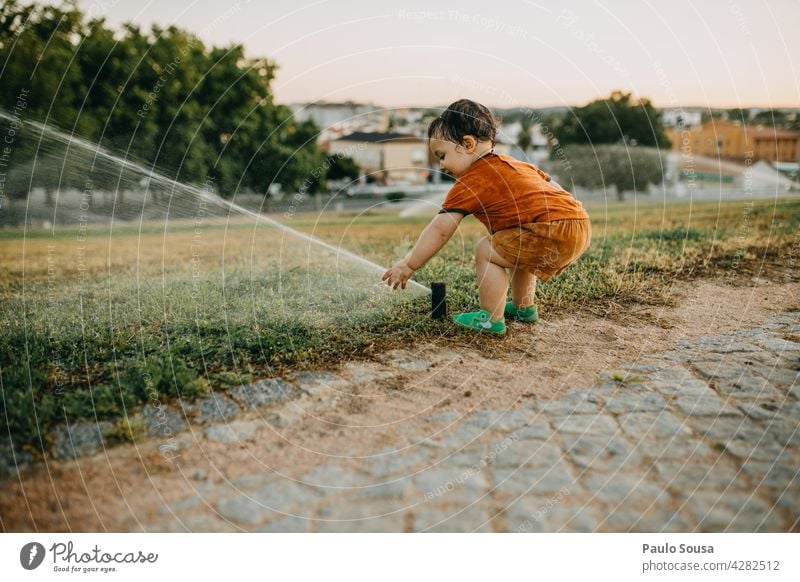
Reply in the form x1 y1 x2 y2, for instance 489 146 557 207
0 0 326 197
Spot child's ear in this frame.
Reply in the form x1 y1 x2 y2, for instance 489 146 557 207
461 135 477 151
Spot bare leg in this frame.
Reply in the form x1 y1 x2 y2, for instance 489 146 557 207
510 269 537 308
475 237 515 321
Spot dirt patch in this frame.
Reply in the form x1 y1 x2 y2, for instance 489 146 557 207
2 277 797 532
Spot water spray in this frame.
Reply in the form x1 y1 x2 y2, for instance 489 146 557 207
0 110 431 294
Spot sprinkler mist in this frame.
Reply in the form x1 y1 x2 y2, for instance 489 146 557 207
0 108 432 363
0 110 429 295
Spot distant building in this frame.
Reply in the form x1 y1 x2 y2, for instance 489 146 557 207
290 101 384 129
329 131 431 184
667 119 800 163
329 130 513 184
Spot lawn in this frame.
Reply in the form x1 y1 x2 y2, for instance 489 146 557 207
1 196 798 451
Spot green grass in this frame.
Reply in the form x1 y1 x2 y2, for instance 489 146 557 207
2 197 799 452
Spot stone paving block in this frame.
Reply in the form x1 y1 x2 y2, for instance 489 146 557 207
677 490 785 532
465 409 533 432
0 441 34 479
302 464 364 489
536 389 600 415
688 358 746 381
515 419 551 440
228 378 294 410
618 411 693 439
290 371 349 396
655 459 741 491
230 473 273 491
761 418 800 448
414 464 489 505
650 373 713 397
138 513 239 533
689 336 761 354
559 433 636 471
604 391 669 414
601 506 693 533
50 421 114 460
713 372 785 400
215 496 276 526
366 447 432 477
737 401 782 421
182 393 240 425
625 362 674 375
791 380 800 401
632 437 714 461
136 404 187 438
256 515 312 532
551 414 620 436
747 366 799 392
684 415 768 442
426 421 487 449
444 443 489 468
502 493 587 532
414 504 493 532
673 392 741 417
740 461 800 492
773 488 800 524
545 506 602 532
357 478 413 500
720 438 795 463
265 401 309 429
747 333 800 355
582 472 670 508
491 438 565 469
203 420 260 443
317 502 406 532
215 479 322 525
493 460 576 497
500 499 550 533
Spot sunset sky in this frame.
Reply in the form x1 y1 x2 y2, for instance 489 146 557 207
80 0 800 109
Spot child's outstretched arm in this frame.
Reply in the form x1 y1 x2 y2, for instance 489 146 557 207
382 212 463 289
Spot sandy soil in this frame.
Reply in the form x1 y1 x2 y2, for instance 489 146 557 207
1 277 797 532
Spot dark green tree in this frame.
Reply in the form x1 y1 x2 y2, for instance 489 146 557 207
517 116 533 153
0 1 326 201
554 144 665 201
554 91 669 148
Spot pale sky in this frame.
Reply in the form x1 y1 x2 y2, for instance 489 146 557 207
79 0 800 109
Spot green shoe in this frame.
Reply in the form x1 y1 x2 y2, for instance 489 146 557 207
452 310 506 335
504 301 538 322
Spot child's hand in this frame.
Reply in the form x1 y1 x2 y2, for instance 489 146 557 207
381 260 415 290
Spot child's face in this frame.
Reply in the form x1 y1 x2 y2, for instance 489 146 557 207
430 137 477 178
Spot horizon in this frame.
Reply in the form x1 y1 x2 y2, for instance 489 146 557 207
75 0 800 111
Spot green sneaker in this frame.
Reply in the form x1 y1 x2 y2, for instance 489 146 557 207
504 301 538 322
452 310 506 335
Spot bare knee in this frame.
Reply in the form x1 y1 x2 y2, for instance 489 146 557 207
475 236 491 264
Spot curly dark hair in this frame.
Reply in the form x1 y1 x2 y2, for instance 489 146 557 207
427 99 498 146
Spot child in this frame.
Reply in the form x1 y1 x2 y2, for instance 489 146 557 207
382 99 591 335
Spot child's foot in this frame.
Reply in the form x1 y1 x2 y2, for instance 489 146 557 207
452 310 506 335
504 301 538 322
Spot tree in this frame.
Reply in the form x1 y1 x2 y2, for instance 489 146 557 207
750 109 800 131
553 144 665 201
0 1 327 203
325 155 359 182
554 91 669 148
517 116 532 153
